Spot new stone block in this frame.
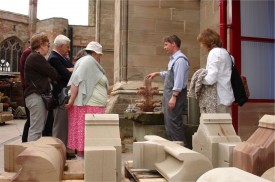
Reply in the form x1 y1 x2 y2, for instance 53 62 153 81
84 146 116 182
218 142 238 167
193 113 241 167
85 114 121 146
197 167 271 182
133 135 213 182
4 137 66 173
133 141 165 170
12 145 63 182
233 114 275 176
85 114 121 182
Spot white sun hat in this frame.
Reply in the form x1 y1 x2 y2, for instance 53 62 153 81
84 41 103 55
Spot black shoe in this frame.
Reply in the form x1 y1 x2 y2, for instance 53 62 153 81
66 152 76 160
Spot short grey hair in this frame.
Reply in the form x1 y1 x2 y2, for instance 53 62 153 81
53 35 70 48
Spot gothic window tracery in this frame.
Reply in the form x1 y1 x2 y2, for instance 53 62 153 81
0 37 23 72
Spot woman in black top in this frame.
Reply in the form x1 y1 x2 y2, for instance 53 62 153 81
24 32 58 141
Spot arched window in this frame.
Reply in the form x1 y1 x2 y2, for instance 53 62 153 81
0 37 23 72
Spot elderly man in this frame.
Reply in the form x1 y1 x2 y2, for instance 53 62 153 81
48 35 74 155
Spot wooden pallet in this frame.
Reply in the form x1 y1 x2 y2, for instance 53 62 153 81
124 161 167 182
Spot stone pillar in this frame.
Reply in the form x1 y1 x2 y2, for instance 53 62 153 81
95 0 101 42
114 0 128 82
88 0 96 26
28 0 38 35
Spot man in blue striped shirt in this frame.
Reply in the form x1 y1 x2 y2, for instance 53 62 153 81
146 35 189 145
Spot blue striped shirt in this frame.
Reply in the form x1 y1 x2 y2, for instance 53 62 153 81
160 50 189 92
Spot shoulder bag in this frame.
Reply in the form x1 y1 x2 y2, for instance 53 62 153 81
31 80 57 110
58 86 70 106
227 53 250 106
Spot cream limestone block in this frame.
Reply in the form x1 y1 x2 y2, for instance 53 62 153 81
193 113 241 167
84 146 116 182
4 137 66 173
259 114 275 129
154 141 213 182
134 135 212 182
261 167 275 182
85 114 121 182
85 114 121 146
196 167 271 182
218 142 238 167
11 145 62 182
133 141 165 170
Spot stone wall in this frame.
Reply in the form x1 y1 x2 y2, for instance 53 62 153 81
71 25 95 47
0 10 29 48
199 0 220 67
114 0 201 83
96 0 115 85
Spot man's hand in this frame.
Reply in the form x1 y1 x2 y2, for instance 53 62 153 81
67 68 74 72
168 96 176 109
146 72 160 80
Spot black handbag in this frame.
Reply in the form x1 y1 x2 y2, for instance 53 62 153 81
58 86 70 106
227 53 248 106
31 80 57 110
41 92 56 110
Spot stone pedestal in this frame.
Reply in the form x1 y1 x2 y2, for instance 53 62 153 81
233 114 275 176
85 114 121 182
124 112 167 141
193 113 241 167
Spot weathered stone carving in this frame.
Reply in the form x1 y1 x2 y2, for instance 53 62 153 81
135 79 161 112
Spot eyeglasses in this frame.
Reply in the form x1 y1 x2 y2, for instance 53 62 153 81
47 43 50 48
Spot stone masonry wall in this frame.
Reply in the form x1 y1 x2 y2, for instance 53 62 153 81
199 0 220 67
97 0 115 85
0 10 29 48
126 0 201 82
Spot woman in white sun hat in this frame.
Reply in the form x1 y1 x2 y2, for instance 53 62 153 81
65 41 108 159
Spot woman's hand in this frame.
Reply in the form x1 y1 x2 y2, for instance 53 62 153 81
64 98 73 109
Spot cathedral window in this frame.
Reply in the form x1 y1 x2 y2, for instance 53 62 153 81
0 37 23 72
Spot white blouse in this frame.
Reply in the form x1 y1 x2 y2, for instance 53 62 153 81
202 48 234 106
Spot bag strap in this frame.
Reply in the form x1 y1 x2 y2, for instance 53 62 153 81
171 56 190 69
225 50 235 69
31 80 53 92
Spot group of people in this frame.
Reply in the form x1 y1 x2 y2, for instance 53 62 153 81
19 32 108 159
19 27 234 155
